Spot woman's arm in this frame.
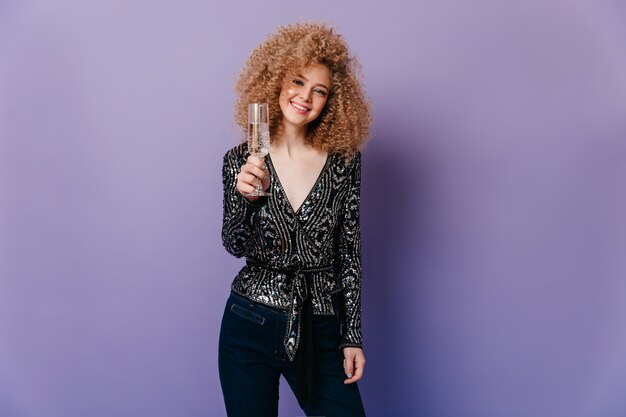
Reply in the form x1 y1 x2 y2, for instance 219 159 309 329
221 147 266 257
337 152 363 350
337 152 366 384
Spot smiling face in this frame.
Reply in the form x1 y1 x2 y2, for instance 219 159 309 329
278 63 331 132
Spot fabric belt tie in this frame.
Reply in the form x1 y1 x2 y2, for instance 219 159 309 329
245 258 334 407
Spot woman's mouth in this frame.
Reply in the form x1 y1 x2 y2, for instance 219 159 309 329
290 101 311 114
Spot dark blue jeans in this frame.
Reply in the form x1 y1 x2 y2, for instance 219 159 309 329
218 291 366 417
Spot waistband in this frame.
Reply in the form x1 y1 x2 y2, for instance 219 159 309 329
245 258 334 273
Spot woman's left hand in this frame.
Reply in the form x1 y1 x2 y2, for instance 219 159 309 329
342 347 366 384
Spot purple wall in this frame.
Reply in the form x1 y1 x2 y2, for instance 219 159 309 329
2 1 626 416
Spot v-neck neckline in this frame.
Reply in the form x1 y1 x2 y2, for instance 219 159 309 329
267 152 331 216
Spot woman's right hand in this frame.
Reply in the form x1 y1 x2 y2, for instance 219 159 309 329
236 155 270 201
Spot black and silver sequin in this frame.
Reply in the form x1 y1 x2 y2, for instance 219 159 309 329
221 143 363 360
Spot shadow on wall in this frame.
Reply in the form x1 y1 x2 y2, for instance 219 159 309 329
360 119 434 416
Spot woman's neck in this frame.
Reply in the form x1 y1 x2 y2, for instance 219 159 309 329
272 123 308 157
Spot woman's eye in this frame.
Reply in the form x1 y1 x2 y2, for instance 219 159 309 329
293 79 304 86
314 89 327 96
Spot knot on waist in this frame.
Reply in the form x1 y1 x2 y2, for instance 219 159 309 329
245 257 335 364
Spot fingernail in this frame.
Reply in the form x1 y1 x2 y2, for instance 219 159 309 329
346 373 353 378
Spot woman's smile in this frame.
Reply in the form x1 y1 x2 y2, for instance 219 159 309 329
289 100 311 114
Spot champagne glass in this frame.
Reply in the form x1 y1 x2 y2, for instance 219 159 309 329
247 103 271 196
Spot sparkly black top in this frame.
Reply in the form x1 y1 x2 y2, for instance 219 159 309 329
221 143 363 360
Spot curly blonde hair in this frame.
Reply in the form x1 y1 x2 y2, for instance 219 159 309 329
234 22 371 159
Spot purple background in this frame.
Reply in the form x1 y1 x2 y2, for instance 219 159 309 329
2 1 626 416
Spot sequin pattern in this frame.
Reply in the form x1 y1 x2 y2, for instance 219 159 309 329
221 143 363 359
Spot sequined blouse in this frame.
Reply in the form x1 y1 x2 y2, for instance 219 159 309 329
221 143 363 360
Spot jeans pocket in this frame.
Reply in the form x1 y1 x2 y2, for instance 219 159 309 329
230 303 266 325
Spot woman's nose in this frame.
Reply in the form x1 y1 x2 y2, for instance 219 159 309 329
300 89 312 101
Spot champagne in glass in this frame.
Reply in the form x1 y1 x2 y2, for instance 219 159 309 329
247 103 271 196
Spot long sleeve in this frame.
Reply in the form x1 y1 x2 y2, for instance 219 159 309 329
221 146 264 258
337 152 363 349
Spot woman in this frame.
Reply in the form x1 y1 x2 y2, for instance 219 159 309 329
219 22 371 417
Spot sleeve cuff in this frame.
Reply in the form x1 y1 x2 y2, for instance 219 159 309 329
339 341 363 350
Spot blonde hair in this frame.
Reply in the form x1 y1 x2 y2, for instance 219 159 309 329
234 22 371 159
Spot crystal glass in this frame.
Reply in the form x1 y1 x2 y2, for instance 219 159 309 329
246 103 271 196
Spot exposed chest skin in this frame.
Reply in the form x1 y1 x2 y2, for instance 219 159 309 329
269 149 328 213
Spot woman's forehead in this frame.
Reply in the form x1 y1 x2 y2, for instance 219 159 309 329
289 63 331 84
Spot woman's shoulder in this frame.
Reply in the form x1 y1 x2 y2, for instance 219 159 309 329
349 151 362 166
327 150 361 187
331 150 361 171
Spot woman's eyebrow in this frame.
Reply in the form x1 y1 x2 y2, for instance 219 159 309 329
296 74 329 90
